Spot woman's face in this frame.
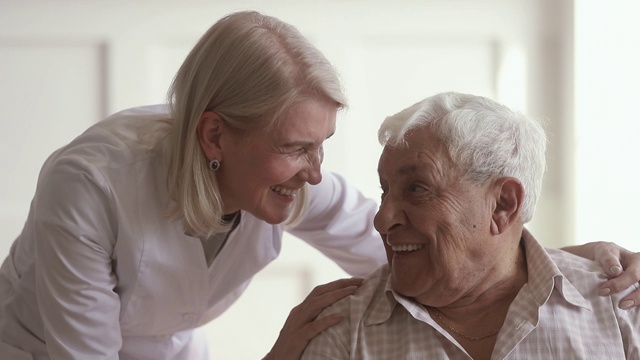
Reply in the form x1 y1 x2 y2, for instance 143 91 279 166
373 127 500 307
216 98 337 224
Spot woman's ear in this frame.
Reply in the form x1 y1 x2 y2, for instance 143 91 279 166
196 111 224 161
490 177 524 235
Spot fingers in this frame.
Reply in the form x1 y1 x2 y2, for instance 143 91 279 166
600 276 640 310
265 314 345 360
303 314 344 339
304 277 364 299
599 271 639 293
618 287 639 310
598 250 640 310
602 259 623 277
295 278 363 324
592 242 623 276
265 278 363 360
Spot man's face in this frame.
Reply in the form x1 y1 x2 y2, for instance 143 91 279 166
373 126 500 307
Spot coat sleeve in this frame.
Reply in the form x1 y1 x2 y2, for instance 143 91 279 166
287 170 387 277
33 153 122 359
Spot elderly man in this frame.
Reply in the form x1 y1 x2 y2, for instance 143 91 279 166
301 92 640 359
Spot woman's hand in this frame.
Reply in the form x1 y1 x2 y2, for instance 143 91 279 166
564 241 640 309
592 242 640 309
263 277 363 360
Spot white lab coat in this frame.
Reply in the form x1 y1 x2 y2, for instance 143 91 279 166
0 106 386 360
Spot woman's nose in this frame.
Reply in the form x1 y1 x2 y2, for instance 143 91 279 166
303 147 323 185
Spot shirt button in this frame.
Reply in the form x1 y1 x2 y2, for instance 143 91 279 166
183 313 197 322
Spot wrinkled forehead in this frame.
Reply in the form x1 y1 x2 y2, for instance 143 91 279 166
378 127 454 178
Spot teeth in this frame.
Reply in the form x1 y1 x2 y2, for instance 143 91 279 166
270 186 298 196
391 244 424 252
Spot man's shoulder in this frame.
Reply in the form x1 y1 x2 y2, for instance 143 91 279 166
319 265 390 318
543 246 638 302
545 247 602 273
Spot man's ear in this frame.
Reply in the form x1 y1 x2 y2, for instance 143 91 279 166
490 177 524 235
196 111 224 161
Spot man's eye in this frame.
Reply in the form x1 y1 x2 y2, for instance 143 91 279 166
409 184 428 193
409 184 420 192
379 186 387 199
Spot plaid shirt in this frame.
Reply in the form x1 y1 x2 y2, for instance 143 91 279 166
302 230 640 359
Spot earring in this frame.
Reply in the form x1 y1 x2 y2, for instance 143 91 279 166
208 159 220 171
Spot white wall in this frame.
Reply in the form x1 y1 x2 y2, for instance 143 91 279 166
574 0 640 253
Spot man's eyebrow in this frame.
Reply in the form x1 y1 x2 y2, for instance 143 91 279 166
398 164 422 175
378 164 420 176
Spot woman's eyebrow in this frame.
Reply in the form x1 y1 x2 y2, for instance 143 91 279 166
282 132 335 148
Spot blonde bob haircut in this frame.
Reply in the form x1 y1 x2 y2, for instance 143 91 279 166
165 11 347 237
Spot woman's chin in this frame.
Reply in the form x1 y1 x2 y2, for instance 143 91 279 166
253 209 291 225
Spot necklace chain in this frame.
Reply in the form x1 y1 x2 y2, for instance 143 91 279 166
431 309 500 341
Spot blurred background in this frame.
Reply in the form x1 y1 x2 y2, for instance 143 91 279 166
1 0 638 358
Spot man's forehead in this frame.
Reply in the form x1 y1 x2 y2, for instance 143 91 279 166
378 137 457 182
379 147 447 175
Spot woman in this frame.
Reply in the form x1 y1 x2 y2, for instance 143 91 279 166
0 11 637 360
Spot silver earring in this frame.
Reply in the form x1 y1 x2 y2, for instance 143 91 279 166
208 159 220 171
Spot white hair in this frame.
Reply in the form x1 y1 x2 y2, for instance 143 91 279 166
378 92 547 223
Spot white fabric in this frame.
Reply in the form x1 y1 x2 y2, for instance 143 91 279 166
0 105 387 360
302 230 640 359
